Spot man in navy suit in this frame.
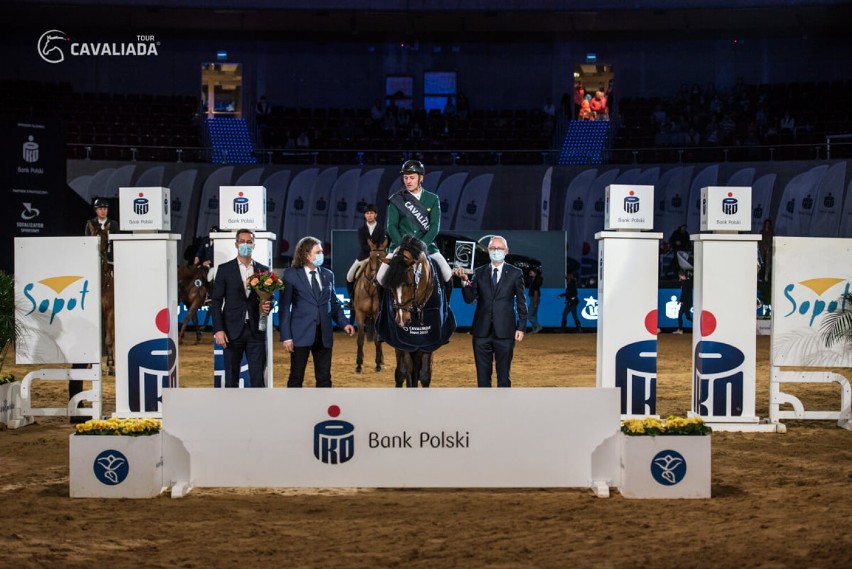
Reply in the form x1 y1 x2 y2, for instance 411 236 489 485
210 229 272 388
455 236 527 388
279 236 354 387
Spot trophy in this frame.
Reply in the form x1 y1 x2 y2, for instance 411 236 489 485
453 240 476 274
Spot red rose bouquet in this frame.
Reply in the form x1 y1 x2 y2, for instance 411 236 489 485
246 271 284 331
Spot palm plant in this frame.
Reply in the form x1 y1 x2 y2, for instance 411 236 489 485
820 291 852 347
0 270 21 378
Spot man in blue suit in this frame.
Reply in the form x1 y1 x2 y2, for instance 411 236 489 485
455 235 527 388
279 236 354 387
211 229 272 388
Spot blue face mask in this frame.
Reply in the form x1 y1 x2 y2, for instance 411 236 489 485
238 243 254 257
313 252 324 267
489 250 505 263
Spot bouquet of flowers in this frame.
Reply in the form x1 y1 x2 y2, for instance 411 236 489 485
74 417 162 436
621 416 711 437
246 270 285 331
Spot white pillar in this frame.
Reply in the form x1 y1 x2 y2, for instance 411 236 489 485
111 233 180 418
690 233 762 427
596 231 662 417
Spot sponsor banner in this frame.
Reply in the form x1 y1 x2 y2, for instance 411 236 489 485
327 167 361 235
351 168 383 228
539 166 552 230
162 388 621 488
580 170 618 266
37 30 160 64
808 161 845 237
686 165 719 234
453 173 493 231
281 167 319 257
436 171 467 230
306 168 338 252
219 186 266 231
750 173 776 228
774 166 828 237
771 237 852 367
605 184 653 230
596 232 662 416
15 237 101 364
691 234 761 420
111 235 179 416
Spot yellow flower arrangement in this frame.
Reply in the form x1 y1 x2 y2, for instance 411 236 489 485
0 373 15 385
621 416 711 437
74 417 162 436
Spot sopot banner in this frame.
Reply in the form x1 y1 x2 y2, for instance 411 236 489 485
15 237 101 364
772 237 852 367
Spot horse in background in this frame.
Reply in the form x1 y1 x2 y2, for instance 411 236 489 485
353 237 388 373
177 264 210 344
376 235 455 387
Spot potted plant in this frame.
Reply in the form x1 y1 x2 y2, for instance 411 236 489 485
0 270 31 427
69 417 165 498
619 416 712 499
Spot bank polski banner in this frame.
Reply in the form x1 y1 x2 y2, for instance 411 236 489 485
436 172 467 231
15 237 101 364
453 173 494 231
771 237 852 367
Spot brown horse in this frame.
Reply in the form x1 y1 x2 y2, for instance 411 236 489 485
87 223 115 375
353 237 388 373
177 264 210 344
377 235 454 388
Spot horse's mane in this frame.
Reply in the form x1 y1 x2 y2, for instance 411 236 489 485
384 253 416 289
384 235 428 289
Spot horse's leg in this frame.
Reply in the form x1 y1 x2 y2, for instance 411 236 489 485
103 297 115 376
418 351 433 388
367 317 382 372
355 315 365 374
394 350 410 388
406 351 420 388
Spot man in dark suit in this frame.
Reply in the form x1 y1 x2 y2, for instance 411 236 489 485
279 236 354 387
210 228 272 388
455 235 527 388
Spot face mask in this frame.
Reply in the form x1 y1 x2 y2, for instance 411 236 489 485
313 252 324 267
489 250 505 263
238 243 254 257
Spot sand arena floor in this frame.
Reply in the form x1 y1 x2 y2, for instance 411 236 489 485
1 331 850 568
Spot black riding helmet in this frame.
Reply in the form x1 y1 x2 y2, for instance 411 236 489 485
92 198 109 208
399 159 425 176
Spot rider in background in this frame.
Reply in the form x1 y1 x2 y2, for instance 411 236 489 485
345 204 385 308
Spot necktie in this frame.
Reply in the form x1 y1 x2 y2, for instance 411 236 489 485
311 270 321 300
491 267 498 289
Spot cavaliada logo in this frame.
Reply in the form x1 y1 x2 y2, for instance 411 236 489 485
38 29 160 64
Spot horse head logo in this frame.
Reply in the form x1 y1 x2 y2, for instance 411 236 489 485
38 30 69 64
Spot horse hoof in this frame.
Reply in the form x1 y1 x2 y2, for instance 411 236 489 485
107 368 115 376
375 366 382 372
355 367 362 374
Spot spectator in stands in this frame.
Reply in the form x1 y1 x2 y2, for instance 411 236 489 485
780 110 796 139
296 131 310 148
573 81 586 120
256 95 271 117
542 97 556 117
456 93 470 121
590 91 608 120
369 98 384 122
443 96 457 116
579 94 594 121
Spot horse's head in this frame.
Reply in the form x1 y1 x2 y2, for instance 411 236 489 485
384 237 433 328
363 237 389 283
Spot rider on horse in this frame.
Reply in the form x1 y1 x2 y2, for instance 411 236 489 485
345 204 386 309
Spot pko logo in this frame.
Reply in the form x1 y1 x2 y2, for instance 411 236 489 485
133 192 149 215
22 275 91 324
233 193 249 214
623 191 640 214
314 405 355 465
127 309 177 412
23 135 39 163
93 449 129 485
694 311 745 417
650 449 687 486
722 193 738 215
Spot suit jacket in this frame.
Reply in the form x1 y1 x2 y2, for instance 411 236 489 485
386 189 441 255
279 265 348 348
462 263 528 339
210 257 269 339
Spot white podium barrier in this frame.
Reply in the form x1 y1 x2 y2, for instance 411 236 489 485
15 237 103 422
689 233 774 431
111 234 180 418
210 231 276 388
162 388 622 495
596 231 662 417
769 237 852 431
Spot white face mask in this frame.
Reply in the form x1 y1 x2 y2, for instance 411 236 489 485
313 252 324 267
489 250 506 263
